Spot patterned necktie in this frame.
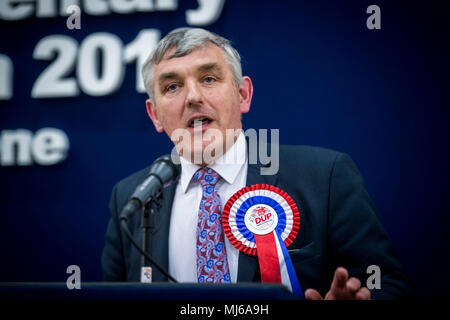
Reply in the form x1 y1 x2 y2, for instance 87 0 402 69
194 167 231 283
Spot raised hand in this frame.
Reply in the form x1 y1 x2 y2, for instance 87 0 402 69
305 267 371 300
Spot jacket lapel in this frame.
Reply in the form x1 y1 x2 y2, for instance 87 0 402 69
151 181 177 282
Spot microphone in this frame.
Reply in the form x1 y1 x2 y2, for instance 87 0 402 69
120 154 180 222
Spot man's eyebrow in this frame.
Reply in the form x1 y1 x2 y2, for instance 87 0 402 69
157 63 224 86
158 72 181 86
197 62 224 75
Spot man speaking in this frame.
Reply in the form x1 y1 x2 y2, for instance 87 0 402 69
102 28 413 300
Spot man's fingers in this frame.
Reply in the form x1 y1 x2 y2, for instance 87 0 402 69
346 277 361 293
331 267 348 290
325 267 371 300
355 287 371 300
305 288 323 300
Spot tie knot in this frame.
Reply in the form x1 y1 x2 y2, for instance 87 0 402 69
194 167 220 187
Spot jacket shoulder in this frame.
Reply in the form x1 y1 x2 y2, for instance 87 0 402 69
274 145 354 190
279 145 343 171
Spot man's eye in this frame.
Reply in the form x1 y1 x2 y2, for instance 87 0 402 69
166 84 179 92
203 76 215 84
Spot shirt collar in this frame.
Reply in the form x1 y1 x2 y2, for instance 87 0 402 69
179 132 247 193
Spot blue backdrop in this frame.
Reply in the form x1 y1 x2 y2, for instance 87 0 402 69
1 0 449 299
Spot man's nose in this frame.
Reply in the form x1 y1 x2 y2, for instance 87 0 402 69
185 79 203 106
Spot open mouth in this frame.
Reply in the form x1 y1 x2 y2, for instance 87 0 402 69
188 117 213 128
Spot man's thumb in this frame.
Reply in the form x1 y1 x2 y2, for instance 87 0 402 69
305 289 323 300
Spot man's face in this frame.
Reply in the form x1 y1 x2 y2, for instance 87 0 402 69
146 43 253 164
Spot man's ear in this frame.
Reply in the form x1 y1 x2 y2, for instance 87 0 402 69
239 76 253 114
146 99 164 133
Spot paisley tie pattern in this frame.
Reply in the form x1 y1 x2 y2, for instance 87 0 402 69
194 167 231 283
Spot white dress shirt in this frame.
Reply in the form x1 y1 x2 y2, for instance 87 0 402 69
168 132 248 283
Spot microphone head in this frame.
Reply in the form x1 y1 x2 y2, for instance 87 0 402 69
149 154 181 186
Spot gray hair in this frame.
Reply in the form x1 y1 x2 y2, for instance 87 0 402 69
141 28 243 104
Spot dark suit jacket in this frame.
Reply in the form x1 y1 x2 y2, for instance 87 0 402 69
101 145 414 299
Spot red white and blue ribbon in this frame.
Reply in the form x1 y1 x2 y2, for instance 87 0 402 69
222 184 304 298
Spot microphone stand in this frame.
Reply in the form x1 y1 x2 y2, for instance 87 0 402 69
140 192 162 281
119 191 177 283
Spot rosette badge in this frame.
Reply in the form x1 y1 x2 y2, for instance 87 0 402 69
222 184 304 298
